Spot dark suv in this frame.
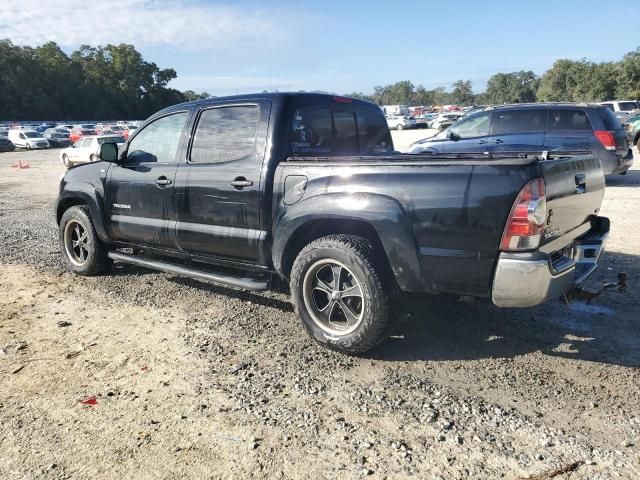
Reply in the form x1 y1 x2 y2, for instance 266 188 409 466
410 103 633 175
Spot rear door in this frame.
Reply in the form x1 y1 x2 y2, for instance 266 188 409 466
106 110 190 249
490 108 546 153
174 101 270 264
543 108 593 153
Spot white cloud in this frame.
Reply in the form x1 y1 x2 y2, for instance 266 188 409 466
170 71 358 95
0 0 286 50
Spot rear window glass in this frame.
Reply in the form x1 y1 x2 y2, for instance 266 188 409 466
491 109 546 134
291 108 359 155
597 108 622 131
357 111 393 154
619 101 639 112
548 110 592 131
191 105 259 163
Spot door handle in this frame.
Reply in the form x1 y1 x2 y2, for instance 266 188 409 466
230 177 253 189
154 177 172 187
493 139 503 144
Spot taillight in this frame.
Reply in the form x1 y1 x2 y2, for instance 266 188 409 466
594 130 616 151
500 177 547 251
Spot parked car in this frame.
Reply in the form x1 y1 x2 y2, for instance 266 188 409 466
411 103 633 175
7 129 49 149
386 115 416 130
599 100 640 124
69 126 97 143
59 135 125 167
44 130 72 148
414 112 438 127
429 112 462 131
624 113 640 148
56 93 609 354
0 132 15 152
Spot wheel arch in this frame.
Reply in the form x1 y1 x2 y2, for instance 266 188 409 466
273 193 426 292
56 188 110 244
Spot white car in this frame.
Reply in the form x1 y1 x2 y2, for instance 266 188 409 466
599 100 640 123
428 113 463 130
386 115 416 130
59 135 125 168
7 129 49 149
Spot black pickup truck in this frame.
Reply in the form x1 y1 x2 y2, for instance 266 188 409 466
56 93 609 353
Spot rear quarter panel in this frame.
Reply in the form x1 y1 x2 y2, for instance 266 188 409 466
274 159 540 297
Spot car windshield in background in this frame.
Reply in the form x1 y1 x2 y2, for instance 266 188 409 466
598 108 622 130
81 124 95 129
98 136 125 144
52 133 67 138
619 101 639 111
24 131 40 138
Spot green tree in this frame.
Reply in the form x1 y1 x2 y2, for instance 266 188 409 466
485 71 539 104
617 48 640 99
450 80 474 105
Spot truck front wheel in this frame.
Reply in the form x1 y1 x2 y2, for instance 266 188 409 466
290 235 391 354
59 206 110 276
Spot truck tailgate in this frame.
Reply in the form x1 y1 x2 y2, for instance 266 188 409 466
538 154 605 248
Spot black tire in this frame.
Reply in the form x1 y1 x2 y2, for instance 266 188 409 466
59 205 110 276
397 124 404 131
290 234 392 354
90 154 98 162
25 143 31 150
62 154 72 168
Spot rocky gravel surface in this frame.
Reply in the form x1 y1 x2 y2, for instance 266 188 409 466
1 147 639 479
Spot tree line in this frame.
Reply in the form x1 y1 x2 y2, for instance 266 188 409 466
0 40 210 121
1 40 638 120
346 47 640 106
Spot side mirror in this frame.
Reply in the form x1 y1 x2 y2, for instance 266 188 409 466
99 142 118 162
448 131 460 141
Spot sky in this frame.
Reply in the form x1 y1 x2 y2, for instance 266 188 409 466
0 0 638 95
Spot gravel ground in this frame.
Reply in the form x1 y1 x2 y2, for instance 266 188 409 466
1 144 639 479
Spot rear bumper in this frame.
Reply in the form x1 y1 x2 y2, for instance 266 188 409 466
613 149 634 174
492 217 609 307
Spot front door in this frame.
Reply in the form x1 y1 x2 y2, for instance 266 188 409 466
174 102 270 264
444 111 492 153
106 110 190 249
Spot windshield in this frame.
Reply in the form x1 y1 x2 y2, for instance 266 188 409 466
24 131 40 138
81 124 95 129
98 136 125 144
52 133 66 138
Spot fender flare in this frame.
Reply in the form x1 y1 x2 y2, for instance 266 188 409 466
273 192 426 291
56 183 110 244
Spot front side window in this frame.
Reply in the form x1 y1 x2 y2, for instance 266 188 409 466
491 109 546 134
548 109 592 131
190 105 259 163
126 112 188 163
450 113 491 138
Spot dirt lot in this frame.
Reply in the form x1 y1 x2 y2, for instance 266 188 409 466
1 143 639 479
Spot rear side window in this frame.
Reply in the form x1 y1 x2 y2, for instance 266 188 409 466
491 109 546 134
291 108 358 155
597 108 622 131
191 105 259 163
619 101 639 112
358 111 393 154
547 109 592 131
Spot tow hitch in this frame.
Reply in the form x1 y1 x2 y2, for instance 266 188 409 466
562 272 627 304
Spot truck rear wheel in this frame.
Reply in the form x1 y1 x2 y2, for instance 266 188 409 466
59 206 110 276
290 235 391 354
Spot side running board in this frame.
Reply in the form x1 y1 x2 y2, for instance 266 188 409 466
107 251 269 291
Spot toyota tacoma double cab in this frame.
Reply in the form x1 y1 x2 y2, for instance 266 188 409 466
56 93 610 354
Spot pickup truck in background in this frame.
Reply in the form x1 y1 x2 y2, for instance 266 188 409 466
56 93 610 354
